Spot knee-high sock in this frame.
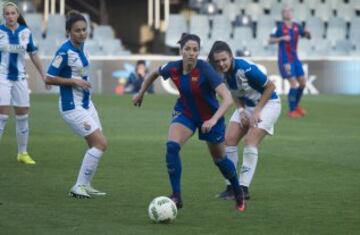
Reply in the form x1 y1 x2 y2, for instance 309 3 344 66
75 147 103 186
166 141 181 194
0 114 9 141
16 114 29 153
288 88 298 112
224 146 238 185
215 157 241 195
239 145 258 187
295 87 304 107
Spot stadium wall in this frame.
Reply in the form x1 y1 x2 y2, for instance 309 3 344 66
26 56 360 95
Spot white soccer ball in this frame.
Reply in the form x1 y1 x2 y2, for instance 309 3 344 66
148 196 177 223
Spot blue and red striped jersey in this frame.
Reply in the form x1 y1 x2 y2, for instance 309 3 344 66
271 21 306 63
159 59 223 123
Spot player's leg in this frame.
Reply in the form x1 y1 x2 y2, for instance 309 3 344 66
0 80 11 142
280 62 301 118
0 107 10 142
12 79 34 164
207 141 245 212
240 100 281 199
217 109 249 199
166 114 195 208
294 60 306 115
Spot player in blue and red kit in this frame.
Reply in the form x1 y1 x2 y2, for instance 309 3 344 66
133 33 246 212
269 5 311 118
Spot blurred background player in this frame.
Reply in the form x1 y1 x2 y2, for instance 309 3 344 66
208 41 281 200
269 5 311 118
46 11 108 198
133 33 246 212
125 60 154 94
0 2 49 164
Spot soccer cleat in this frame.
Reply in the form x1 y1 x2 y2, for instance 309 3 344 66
84 185 106 196
235 189 246 212
240 185 250 200
288 111 302 118
17 152 36 165
69 185 91 199
169 193 183 209
216 185 234 200
295 106 307 116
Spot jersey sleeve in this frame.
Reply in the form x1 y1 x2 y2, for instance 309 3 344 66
203 61 223 89
297 23 306 37
245 64 269 88
158 62 172 80
47 51 67 77
270 24 282 38
26 32 38 54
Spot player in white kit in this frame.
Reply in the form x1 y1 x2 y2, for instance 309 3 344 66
46 11 107 198
0 2 49 164
208 41 281 200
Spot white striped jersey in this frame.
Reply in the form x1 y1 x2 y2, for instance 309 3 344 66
0 24 38 81
47 40 90 112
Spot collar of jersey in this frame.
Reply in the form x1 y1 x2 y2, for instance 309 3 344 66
0 24 25 34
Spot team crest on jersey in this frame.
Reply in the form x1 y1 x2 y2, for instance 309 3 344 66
191 76 199 82
83 122 91 131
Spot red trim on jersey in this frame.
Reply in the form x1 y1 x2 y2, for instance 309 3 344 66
189 68 212 122
282 23 294 63
293 23 299 51
170 67 192 118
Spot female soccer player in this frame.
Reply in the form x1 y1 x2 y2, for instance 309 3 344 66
133 33 246 212
208 41 281 200
269 5 311 118
46 11 107 198
0 2 49 164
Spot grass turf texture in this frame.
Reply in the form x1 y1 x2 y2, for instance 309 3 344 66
0 94 359 235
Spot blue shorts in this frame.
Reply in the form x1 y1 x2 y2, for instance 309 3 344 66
278 59 304 79
171 112 225 144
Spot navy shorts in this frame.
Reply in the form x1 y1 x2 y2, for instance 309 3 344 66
171 112 225 144
278 59 305 79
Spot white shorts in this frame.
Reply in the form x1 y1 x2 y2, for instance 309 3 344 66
0 78 30 107
60 102 102 137
230 99 281 135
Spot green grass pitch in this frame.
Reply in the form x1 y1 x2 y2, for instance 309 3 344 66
0 94 359 235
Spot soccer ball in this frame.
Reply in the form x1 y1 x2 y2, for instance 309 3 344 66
148 196 177 223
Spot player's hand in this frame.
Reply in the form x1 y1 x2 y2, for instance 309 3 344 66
284 63 291 74
73 79 91 90
41 76 52 90
304 31 311 39
201 118 217 133
250 111 262 128
132 93 144 107
282 35 291 41
239 109 250 129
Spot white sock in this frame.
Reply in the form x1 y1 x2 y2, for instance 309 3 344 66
0 114 9 141
239 145 258 187
16 114 29 153
75 147 103 186
225 145 238 185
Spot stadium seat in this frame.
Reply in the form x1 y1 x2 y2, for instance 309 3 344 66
24 13 43 41
93 25 115 40
46 14 66 40
189 14 210 41
233 26 253 42
314 3 332 22
330 39 353 56
336 4 355 22
269 3 282 22
349 17 360 41
84 39 102 56
165 14 187 48
311 39 332 56
293 3 310 23
306 16 325 40
244 3 263 22
326 17 347 42
222 2 241 22
256 15 276 42
258 0 275 11
101 39 125 55
298 39 314 58
210 15 232 41
349 0 360 10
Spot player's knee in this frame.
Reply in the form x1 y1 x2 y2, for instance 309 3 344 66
166 141 181 155
93 135 107 152
225 136 237 146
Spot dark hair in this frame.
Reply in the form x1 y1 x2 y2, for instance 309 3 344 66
66 10 87 32
3 2 27 26
136 60 146 66
177 33 201 49
207 41 233 68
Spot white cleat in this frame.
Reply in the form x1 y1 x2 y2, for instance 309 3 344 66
84 185 107 196
69 185 91 199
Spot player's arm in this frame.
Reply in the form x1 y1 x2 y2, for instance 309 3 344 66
269 35 290 44
45 75 91 90
202 83 233 133
132 70 159 107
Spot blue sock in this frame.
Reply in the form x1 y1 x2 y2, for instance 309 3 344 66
295 87 304 107
288 88 298 112
215 157 241 196
166 141 181 194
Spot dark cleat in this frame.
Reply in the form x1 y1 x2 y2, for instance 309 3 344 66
240 185 250 200
169 193 183 209
215 185 235 200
